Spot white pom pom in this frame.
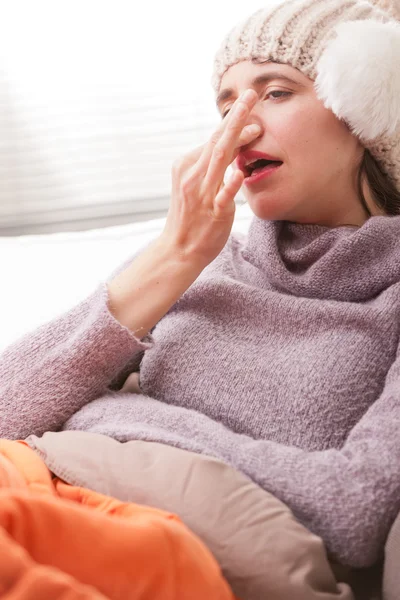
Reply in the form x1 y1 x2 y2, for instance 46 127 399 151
315 19 400 141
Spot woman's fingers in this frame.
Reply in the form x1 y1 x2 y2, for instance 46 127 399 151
162 91 259 270
196 90 258 184
182 118 259 176
215 123 259 192
202 93 259 194
214 169 245 219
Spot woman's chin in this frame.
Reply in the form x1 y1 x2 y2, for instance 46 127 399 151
246 197 292 221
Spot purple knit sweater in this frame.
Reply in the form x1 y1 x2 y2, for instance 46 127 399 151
2 215 400 569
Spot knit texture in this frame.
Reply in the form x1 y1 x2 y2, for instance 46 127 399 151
2 216 400 569
210 0 400 194
374 0 400 18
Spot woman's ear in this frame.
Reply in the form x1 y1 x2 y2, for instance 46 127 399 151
314 18 400 141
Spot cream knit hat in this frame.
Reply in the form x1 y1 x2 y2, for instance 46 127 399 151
211 0 400 193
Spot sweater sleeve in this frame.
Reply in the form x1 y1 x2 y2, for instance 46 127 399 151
0 247 155 440
214 338 400 569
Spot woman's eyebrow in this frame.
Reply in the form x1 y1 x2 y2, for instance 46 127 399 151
215 72 305 109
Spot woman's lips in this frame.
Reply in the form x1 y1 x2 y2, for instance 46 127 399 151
243 162 282 186
236 150 282 173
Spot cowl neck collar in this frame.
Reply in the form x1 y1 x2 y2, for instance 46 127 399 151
241 215 400 301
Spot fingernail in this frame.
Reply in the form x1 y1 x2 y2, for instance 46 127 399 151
246 124 261 134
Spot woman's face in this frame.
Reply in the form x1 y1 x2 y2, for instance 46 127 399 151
217 60 377 227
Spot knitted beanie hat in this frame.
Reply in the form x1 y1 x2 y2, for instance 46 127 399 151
211 0 400 193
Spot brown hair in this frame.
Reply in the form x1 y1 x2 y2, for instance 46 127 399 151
358 150 400 217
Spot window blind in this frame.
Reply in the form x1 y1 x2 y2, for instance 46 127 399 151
0 0 278 235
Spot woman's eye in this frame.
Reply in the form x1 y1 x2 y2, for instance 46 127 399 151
221 90 291 120
267 90 291 100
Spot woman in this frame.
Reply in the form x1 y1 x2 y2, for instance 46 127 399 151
1 0 400 577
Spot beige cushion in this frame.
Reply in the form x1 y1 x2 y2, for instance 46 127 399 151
26 430 354 600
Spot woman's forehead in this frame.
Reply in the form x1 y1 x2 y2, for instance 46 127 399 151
220 60 311 87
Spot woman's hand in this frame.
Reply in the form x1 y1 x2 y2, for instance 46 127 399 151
160 88 259 270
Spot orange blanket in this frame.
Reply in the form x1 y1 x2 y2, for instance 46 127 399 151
0 439 234 600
